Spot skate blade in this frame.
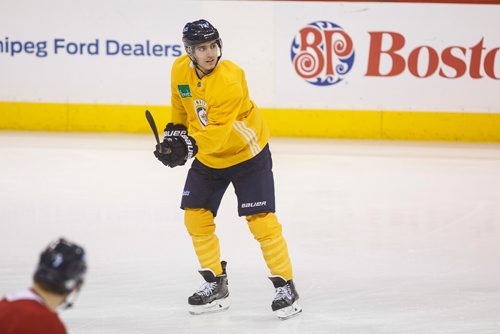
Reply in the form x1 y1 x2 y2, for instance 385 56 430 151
275 301 302 320
189 297 230 315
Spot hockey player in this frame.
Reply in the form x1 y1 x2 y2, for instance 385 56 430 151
153 19 301 319
0 238 87 334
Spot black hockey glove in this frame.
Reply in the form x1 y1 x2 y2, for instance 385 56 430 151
154 123 198 168
163 123 189 139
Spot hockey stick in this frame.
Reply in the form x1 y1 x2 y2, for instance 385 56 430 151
145 110 171 154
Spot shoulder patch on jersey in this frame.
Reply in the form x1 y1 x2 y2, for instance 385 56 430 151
178 85 192 98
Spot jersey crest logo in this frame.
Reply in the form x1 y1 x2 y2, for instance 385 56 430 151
193 99 208 127
178 84 192 98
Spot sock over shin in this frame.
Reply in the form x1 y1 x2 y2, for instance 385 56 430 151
185 208 223 275
246 212 293 281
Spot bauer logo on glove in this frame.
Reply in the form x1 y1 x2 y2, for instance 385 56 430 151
154 123 198 168
164 123 188 138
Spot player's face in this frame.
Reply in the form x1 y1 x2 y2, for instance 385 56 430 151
193 40 219 72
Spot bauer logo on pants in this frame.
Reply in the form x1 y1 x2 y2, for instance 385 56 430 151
241 201 267 208
291 20 355 86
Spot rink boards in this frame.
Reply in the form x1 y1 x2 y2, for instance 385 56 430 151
1 102 500 142
0 1 499 141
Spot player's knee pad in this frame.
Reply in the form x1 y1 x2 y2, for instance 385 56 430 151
184 208 215 237
246 212 282 241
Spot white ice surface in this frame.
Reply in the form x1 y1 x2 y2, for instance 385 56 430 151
1 131 500 334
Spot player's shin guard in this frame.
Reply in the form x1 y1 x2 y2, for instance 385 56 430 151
246 213 293 281
184 208 223 276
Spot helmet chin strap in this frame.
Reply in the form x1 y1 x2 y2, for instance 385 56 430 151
191 55 221 78
189 43 223 78
59 284 82 311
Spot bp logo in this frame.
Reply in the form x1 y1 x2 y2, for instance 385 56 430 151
291 21 355 86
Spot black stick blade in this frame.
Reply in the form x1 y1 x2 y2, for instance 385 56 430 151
145 110 160 145
145 110 171 154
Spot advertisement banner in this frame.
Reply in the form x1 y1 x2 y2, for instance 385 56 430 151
274 2 500 112
0 0 200 104
0 1 499 140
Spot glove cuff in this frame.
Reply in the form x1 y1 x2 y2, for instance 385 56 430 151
180 134 197 159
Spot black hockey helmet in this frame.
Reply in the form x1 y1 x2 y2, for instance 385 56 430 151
33 238 87 295
182 19 221 48
182 19 223 74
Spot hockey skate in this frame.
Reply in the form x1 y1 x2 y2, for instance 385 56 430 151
268 275 302 320
188 261 229 315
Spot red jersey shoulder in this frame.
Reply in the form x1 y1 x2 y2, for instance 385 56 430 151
0 298 67 334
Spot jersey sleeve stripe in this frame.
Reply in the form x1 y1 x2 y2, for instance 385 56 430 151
233 121 261 156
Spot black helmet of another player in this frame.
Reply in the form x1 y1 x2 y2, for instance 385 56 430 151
182 19 223 61
33 238 87 295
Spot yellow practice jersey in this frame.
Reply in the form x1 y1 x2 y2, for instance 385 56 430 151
170 54 270 169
